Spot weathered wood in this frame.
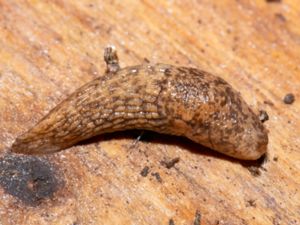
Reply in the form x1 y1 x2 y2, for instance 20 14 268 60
0 0 299 224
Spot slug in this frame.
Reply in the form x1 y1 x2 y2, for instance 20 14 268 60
11 46 268 160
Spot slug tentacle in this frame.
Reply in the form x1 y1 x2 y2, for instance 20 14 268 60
104 45 120 74
11 48 268 160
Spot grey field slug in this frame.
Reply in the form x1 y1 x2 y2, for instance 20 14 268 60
11 47 268 160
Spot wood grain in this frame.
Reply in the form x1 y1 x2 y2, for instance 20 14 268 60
0 0 299 224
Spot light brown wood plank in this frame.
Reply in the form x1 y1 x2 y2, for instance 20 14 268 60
0 0 299 224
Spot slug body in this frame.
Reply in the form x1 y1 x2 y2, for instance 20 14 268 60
11 53 268 160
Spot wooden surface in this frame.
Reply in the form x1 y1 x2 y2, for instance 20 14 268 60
0 0 299 224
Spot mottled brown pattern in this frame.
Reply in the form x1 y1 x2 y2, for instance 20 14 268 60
11 64 268 160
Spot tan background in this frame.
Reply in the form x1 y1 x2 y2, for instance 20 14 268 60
0 0 299 224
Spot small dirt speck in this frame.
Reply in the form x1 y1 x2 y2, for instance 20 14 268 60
140 166 150 177
242 154 268 177
259 110 269 123
161 157 180 169
143 58 150 63
247 166 261 177
151 172 162 182
266 0 281 3
283 93 295 104
194 210 201 225
275 13 286 22
263 100 274 106
246 199 257 207
169 218 175 225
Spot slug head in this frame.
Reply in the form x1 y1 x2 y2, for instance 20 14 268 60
166 67 268 160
